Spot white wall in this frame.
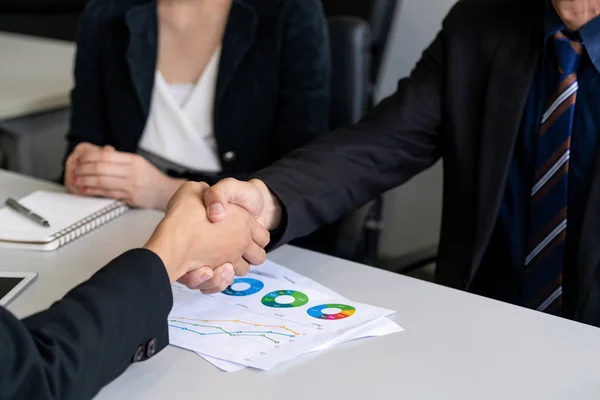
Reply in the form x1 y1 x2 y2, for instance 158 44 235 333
375 0 458 258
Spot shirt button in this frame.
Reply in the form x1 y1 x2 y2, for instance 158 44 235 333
223 151 236 162
145 338 158 358
132 345 145 363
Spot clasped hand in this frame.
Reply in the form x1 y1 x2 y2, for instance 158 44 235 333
65 143 186 210
177 177 282 289
145 181 270 293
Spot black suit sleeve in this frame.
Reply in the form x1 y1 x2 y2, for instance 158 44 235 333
63 1 110 164
255 26 447 248
0 249 173 400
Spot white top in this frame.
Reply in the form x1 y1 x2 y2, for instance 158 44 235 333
138 46 222 173
168 83 195 108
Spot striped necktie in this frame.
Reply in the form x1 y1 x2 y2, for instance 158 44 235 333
522 32 583 315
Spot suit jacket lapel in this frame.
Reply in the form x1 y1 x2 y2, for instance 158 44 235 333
470 23 542 283
125 1 158 118
214 0 257 110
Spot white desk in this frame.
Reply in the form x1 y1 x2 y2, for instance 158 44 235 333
0 33 74 120
2 170 600 400
0 33 74 180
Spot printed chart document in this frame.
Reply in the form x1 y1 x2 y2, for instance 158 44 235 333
198 261 402 372
169 261 403 371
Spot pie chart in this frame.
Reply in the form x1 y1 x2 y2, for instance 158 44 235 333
222 278 264 296
307 304 356 320
261 290 309 308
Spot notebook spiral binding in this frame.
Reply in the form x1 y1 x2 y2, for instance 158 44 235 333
48 201 129 248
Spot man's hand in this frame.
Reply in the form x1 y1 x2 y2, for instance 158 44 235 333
143 182 270 288
71 146 186 210
178 178 281 294
202 178 283 231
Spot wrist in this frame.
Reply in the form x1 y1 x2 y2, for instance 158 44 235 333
156 177 188 211
249 179 282 231
144 242 176 284
144 222 187 284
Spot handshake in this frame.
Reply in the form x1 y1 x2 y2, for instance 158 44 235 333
144 178 283 293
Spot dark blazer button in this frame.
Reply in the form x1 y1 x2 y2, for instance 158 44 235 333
223 151 236 162
146 338 158 358
132 345 145 363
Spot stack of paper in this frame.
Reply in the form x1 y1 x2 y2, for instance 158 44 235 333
168 261 403 371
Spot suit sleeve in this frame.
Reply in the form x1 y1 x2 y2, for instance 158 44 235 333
0 249 173 400
255 27 447 247
270 0 332 161
64 1 111 162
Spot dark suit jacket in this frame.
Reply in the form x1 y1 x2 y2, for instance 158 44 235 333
0 249 172 400
255 0 600 326
64 0 331 185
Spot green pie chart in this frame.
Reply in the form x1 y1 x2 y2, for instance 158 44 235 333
261 290 309 308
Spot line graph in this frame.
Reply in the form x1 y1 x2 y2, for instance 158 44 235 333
171 317 301 335
168 317 301 344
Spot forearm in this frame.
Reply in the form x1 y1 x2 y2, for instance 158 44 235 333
0 249 172 400
252 31 446 246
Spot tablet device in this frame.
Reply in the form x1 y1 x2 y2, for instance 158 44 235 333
0 272 37 306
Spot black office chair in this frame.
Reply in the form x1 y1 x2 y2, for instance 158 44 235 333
322 0 439 273
0 0 88 41
327 17 371 131
322 0 399 105
319 0 400 266
290 16 371 261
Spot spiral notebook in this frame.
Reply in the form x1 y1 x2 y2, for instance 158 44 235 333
0 191 128 251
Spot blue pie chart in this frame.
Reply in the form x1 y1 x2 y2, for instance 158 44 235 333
222 278 264 296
